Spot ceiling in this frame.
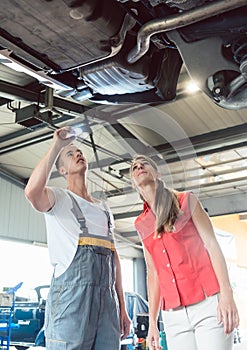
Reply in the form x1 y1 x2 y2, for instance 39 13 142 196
0 0 247 253
1 62 247 251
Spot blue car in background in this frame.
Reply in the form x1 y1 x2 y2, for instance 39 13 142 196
5 286 150 349
7 285 48 350
7 285 241 349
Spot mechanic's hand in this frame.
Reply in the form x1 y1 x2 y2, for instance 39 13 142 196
53 126 76 148
120 310 131 340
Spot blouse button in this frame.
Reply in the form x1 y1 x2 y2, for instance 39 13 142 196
167 263 170 268
172 278 175 283
162 249 166 253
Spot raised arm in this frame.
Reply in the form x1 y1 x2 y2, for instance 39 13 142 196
144 246 162 350
25 127 75 212
189 192 239 334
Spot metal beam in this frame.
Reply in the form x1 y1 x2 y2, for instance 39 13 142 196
106 123 150 153
0 166 26 188
155 123 247 162
114 210 142 220
0 112 76 145
118 123 247 172
202 192 247 216
0 80 91 114
0 96 11 106
115 231 139 238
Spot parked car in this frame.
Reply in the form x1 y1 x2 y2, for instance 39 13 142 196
7 286 151 349
0 0 247 110
1 283 242 349
9 286 49 350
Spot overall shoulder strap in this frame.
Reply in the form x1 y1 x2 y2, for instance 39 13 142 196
67 192 89 236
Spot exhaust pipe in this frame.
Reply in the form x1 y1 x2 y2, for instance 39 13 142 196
127 0 247 63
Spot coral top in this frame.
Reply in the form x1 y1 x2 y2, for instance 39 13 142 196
135 191 220 310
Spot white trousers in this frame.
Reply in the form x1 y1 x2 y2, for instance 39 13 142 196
162 294 233 350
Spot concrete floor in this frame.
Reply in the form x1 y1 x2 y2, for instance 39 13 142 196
9 333 247 349
8 343 247 349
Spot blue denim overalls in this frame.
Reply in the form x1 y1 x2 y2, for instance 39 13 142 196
45 193 121 350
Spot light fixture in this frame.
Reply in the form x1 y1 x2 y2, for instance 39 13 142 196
15 104 52 130
185 81 200 93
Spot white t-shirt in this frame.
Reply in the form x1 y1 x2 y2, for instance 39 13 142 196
44 187 115 277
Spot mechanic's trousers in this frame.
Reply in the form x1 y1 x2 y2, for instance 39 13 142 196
162 294 233 350
45 244 121 350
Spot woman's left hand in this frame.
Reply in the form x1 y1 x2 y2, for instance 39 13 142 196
217 292 240 334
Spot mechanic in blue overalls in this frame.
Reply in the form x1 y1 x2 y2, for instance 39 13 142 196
25 126 131 350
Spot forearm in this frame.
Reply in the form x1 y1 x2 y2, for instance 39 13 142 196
190 193 233 295
114 250 131 339
147 268 161 326
26 141 60 196
207 239 239 333
114 250 126 310
25 127 74 211
206 241 233 295
190 193 239 332
143 247 160 326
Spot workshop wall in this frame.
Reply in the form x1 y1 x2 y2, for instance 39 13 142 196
0 176 46 244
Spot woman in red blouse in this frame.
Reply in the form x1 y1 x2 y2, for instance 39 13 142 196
130 155 239 350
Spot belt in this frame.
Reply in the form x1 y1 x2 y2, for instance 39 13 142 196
167 306 184 312
78 236 115 251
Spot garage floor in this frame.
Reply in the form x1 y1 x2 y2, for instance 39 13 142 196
8 341 247 349
9 328 247 349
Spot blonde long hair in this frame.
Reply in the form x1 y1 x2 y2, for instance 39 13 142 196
130 155 181 235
